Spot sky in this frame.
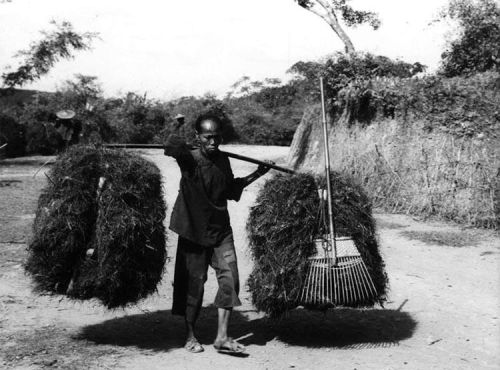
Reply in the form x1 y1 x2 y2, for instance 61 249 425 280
0 0 451 99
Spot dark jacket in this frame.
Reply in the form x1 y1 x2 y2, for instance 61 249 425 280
164 135 244 246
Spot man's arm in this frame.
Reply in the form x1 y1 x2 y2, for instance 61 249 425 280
163 120 196 172
240 163 272 187
226 162 273 201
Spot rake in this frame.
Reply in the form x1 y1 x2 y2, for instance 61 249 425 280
299 77 378 307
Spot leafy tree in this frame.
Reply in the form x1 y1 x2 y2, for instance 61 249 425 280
287 53 425 106
55 75 113 143
53 74 103 115
438 0 500 76
106 92 169 144
295 0 380 54
226 76 283 98
2 21 97 88
16 75 113 154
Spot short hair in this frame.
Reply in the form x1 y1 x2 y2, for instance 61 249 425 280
194 113 223 133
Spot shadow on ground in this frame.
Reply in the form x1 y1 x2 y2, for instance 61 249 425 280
77 304 417 352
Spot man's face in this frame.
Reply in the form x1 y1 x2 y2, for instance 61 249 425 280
196 120 222 156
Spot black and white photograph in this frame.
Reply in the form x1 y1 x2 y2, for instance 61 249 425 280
0 0 499 369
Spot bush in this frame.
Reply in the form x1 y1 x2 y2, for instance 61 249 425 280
231 113 295 146
439 0 500 77
24 121 64 155
0 113 25 157
334 71 500 137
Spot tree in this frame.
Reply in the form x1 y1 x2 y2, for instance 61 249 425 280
57 74 103 109
295 0 380 54
287 53 425 105
438 0 500 77
1 21 97 88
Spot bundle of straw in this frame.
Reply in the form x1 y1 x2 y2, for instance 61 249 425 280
247 172 387 317
26 145 167 308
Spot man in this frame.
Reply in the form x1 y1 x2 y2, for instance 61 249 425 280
164 113 270 355
54 110 82 148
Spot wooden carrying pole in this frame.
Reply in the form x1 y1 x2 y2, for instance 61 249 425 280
320 77 337 263
104 143 296 174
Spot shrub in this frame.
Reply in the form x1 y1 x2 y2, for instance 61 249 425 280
0 113 26 157
438 0 500 77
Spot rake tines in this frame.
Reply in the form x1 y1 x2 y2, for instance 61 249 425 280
300 236 378 307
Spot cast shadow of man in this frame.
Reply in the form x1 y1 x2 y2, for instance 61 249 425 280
77 302 417 352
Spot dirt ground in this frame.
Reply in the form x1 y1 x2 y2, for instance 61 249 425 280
0 146 499 370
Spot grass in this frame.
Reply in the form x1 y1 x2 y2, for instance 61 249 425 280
375 219 408 229
400 230 482 248
328 119 498 229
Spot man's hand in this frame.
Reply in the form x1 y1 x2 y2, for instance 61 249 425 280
256 160 275 177
240 160 275 188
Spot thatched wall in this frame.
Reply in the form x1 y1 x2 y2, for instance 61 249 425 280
288 100 499 229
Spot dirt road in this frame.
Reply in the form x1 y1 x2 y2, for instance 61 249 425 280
0 146 498 370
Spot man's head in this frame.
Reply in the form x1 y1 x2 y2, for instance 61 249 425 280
195 113 223 156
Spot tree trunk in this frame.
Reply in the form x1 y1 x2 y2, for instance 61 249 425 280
326 14 355 54
300 0 356 55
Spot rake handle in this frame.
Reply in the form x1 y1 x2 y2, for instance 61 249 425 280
104 143 296 174
320 77 337 263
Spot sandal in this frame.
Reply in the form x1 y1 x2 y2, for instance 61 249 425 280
184 338 204 353
213 337 247 356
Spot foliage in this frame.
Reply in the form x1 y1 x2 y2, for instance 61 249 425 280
230 112 296 146
296 0 380 29
225 76 282 99
438 0 500 77
287 52 425 118
335 71 500 137
14 75 113 154
0 113 25 157
2 21 97 88
104 92 168 144
226 82 305 146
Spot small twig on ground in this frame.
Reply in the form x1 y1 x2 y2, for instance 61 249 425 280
33 158 55 178
396 299 408 311
234 333 254 342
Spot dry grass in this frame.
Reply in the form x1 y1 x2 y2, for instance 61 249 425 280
247 172 388 317
25 145 167 308
375 218 408 229
400 230 482 248
299 113 499 230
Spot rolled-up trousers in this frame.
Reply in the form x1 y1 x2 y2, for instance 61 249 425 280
172 233 241 323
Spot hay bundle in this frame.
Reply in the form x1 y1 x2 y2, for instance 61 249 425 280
247 172 387 317
25 145 167 308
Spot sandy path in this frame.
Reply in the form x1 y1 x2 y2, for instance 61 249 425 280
0 145 498 370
